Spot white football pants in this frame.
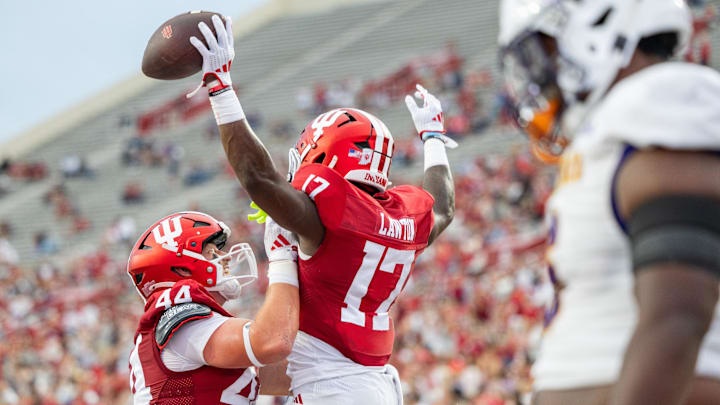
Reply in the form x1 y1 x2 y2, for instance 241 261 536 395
291 365 402 405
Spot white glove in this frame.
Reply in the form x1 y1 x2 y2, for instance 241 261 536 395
264 216 298 262
187 14 235 98
404 84 458 148
264 216 299 287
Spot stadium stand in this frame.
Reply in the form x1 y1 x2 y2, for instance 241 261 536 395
0 0 716 403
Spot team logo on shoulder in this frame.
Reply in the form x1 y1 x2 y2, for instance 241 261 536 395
152 216 183 249
348 148 373 165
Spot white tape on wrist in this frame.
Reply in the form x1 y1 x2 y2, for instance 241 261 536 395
242 321 265 368
267 260 299 287
424 138 449 171
209 89 246 126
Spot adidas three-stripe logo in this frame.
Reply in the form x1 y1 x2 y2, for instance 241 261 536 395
270 234 292 251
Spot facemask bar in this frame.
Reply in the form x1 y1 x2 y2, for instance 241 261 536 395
500 1 569 113
208 242 258 292
287 148 301 182
500 2 571 163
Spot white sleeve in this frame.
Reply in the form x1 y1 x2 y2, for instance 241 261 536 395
160 312 231 372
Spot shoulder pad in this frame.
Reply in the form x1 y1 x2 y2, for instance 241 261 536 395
597 62 720 150
291 164 348 230
383 185 436 246
387 185 435 214
155 302 212 348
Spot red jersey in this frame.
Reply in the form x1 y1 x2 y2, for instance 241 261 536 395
291 164 434 366
129 280 258 404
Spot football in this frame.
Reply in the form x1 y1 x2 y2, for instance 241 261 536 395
142 11 227 80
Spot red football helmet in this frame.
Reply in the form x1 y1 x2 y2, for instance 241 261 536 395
287 108 394 192
127 211 257 302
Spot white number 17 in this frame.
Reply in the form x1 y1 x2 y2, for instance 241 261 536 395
301 174 330 200
341 240 416 331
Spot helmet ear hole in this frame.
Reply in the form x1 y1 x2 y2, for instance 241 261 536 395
134 273 143 285
171 267 192 277
314 153 326 164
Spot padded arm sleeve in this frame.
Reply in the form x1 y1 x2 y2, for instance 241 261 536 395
629 195 720 277
155 302 212 349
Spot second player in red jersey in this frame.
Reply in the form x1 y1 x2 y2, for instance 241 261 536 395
190 15 455 404
130 280 259 403
126 210 301 404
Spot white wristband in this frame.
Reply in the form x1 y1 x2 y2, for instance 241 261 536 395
209 88 246 126
242 321 265 368
424 138 449 171
267 260 299 287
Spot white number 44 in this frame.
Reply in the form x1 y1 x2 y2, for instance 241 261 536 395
155 285 192 309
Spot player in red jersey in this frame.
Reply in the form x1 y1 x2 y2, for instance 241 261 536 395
127 211 300 404
189 15 455 404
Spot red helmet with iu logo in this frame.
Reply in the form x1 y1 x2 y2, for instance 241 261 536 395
127 211 257 302
287 108 394 192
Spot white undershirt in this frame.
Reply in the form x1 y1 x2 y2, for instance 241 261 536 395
160 312 230 372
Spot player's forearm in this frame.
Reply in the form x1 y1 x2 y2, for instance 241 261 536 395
423 164 455 245
405 85 455 245
258 360 292 396
249 282 299 364
219 120 315 235
611 313 709 405
423 165 455 223
220 120 284 189
611 264 717 405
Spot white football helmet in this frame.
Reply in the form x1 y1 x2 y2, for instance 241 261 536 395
499 0 691 162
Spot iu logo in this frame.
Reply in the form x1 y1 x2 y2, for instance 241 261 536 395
152 216 183 249
161 25 173 39
311 109 346 139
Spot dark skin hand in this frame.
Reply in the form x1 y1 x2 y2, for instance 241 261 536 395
610 150 720 405
219 118 454 253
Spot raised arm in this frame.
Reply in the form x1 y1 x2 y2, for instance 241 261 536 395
189 15 324 251
203 217 300 369
405 84 456 245
218 119 324 250
610 150 720 405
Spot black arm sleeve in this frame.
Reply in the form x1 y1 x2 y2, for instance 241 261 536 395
629 195 720 277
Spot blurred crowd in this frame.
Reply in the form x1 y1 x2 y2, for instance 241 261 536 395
393 151 553 405
686 0 718 65
0 159 48 197
0 4 714 401
296 43 497 146
0 145 553 404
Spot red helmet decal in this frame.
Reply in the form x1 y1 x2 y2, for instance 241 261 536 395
291 108 394 192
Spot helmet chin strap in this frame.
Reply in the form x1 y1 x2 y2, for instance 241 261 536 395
209 279 243 300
